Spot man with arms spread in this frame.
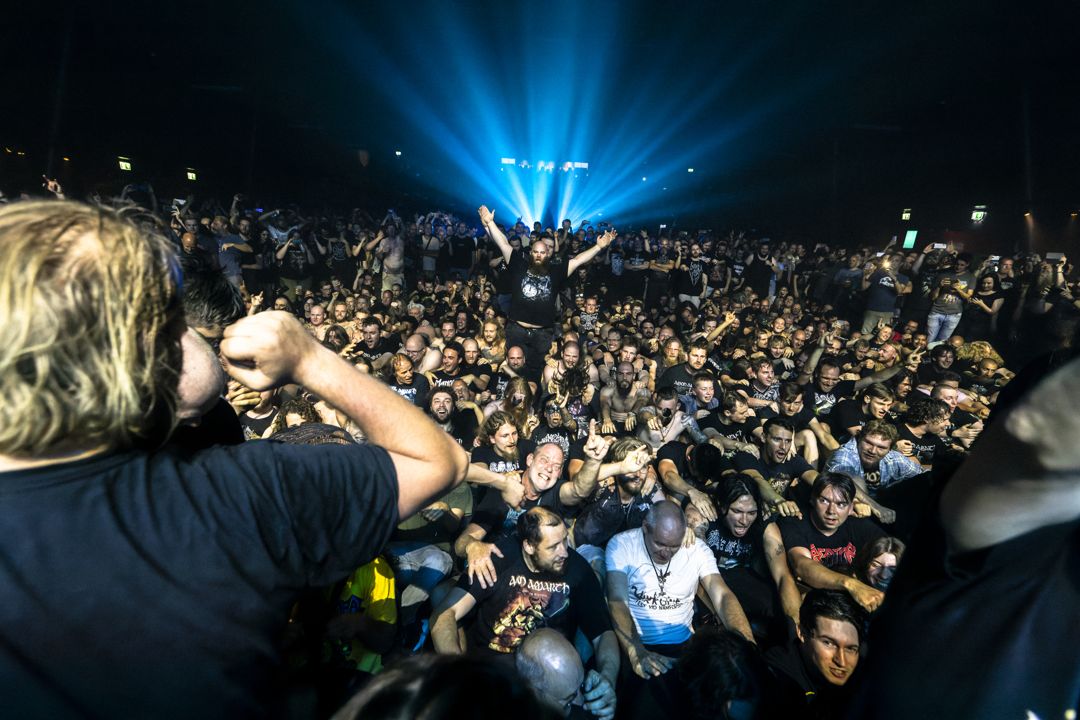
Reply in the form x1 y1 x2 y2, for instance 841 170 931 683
0 201 468 718
479 204 614 380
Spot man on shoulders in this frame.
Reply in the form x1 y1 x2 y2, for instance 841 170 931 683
479 205 614 381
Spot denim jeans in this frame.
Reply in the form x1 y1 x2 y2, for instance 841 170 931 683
926 312 962 343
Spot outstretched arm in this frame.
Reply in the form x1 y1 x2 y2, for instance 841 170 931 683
478 205 512 263
568 229 616 275
701 573 754 642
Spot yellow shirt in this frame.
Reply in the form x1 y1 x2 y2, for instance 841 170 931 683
327 557 397 674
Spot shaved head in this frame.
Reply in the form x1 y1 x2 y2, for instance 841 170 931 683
516 629 583 716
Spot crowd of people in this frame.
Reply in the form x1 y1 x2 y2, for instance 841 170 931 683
2 180 1078 720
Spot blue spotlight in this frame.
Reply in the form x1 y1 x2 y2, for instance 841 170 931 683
295 0 816 226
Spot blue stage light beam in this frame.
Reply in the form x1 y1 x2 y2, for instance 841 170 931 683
288 0 858 231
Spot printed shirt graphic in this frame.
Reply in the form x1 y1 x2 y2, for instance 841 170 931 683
463 541 610 656
605 529 719 645
507 249 568 326
778 515 884 576
522 270 552 300
703 519 769 571
802 379 857 416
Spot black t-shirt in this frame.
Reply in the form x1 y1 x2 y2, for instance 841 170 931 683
507 249 569 327
572 487 654 548
827 399 869 442
732 451 813 499
461 361 493 386
0 442 399 719
803 379 857 417
657 363 696 397
674 258 708 296
489 370 516 400
778 515 884 576
749 381 780 402
754 405 816 433
239 408 278 441
894 424 947 466
703 518 770 572
745 254 775 297
355 337 400 364
389 373 431 407
699 415 758 444
447 234 477 268
657 440 695 482
470 442 533 476
428 368 462 388
471 481 566 543
461 539 612 656
441 412 479 448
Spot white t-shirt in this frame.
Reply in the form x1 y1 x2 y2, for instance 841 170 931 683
605 528 719 645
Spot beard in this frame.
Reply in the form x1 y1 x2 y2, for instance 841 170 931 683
616 380 632 396
528 259 550 276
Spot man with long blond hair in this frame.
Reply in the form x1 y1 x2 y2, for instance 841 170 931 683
0 201 469 717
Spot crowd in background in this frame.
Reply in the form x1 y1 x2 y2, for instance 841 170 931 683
10 179 1080 719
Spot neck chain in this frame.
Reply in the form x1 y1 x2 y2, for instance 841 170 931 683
643 533 671 593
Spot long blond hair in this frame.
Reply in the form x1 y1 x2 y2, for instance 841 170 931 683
0 201 184 455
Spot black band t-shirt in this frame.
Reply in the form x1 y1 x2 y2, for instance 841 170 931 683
460 539 612 656
778 514 884 576
507 248 569 327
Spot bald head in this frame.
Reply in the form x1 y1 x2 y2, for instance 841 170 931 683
643 501 686 564
507 345 526 369
516 629 583 716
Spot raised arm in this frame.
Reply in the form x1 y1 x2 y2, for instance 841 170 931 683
220 312 469 520
568 229 616 275
478 205 512 263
